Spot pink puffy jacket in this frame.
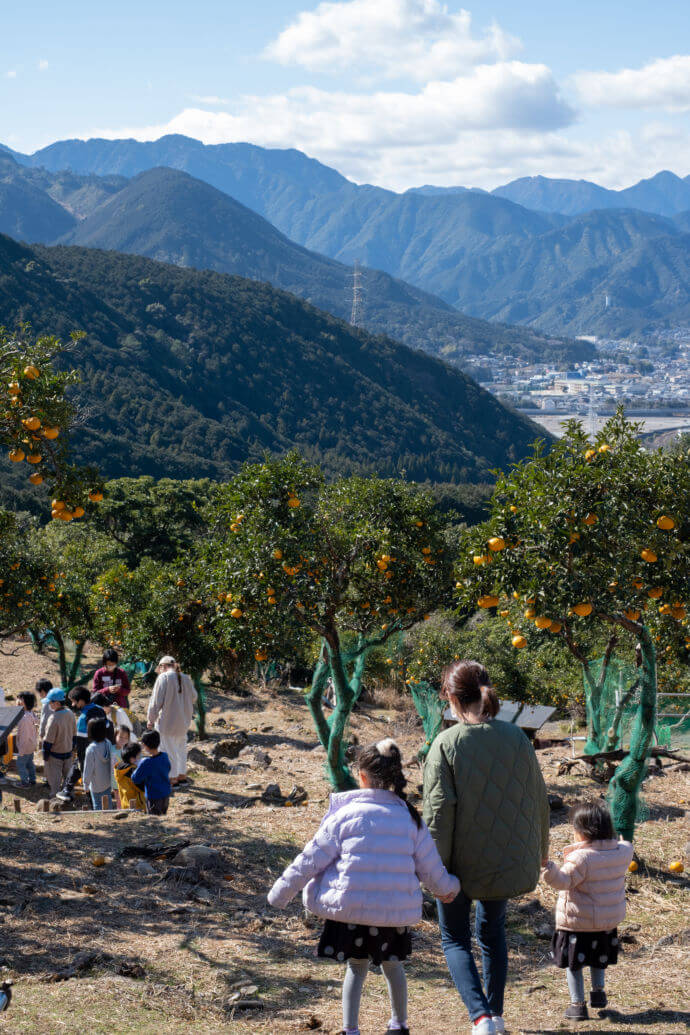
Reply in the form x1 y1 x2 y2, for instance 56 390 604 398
268 788 460 927
542 839 633 932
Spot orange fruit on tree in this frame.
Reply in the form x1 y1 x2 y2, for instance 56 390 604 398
8 381 21 396
656 515 675 531
28 472 43 485
583 513 598 525
22 416 41 431
524 608 536 620
534 616 552 630
73 506 85 518
230 607 243 618
572 602 593 617
625 609 641 622
478 595 499 609
549 621 563 634
488 537 506 552
598 443 611 453
88 489 103 502
647 587 664 599
641 548 657 563
9 448 25 462
23 364 40 380
287 498 300 508
255 650 268 662
42 426 59 440
585 448 596 461
26 453 42 464
511 633 527 649
273 548 283 560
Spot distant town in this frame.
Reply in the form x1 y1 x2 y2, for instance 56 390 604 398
475 328 690 440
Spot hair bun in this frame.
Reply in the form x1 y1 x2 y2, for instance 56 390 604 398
375 738 399 758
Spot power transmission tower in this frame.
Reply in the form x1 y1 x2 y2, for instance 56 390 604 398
350 260 364 327
587 383 597 439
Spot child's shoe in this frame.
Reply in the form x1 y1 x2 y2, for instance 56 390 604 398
491 1016 506 1033
590 988 607 1009
384 1028 410 1034
564 1002 589 1020
472 1017 496 1034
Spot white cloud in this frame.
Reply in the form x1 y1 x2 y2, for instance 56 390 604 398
96 61 572 169
574 54 690 111
38 59 49 71
266 0 520 81
5 69 17 79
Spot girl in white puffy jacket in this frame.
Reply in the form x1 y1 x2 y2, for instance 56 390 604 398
268 738 459 1035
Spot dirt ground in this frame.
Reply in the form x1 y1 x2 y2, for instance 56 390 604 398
0 639 688 1034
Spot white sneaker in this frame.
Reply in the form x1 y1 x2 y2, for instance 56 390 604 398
472 1019 496 1035
491 1016 506 1034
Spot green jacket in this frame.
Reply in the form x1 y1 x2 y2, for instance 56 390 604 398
423 719 550 901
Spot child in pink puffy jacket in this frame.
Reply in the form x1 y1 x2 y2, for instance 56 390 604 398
542 800 633 1023
268 738 459 1035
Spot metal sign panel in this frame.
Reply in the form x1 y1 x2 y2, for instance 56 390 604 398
0 705 24 742
444 700 556 731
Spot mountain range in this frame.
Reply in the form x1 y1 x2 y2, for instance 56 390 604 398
0 232 545 515
4 134 690 337
0 150 585 366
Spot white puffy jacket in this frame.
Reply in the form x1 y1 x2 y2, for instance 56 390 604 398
267 788 460 926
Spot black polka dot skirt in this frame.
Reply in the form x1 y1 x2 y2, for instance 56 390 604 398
550 928 620 971
317 919 412 964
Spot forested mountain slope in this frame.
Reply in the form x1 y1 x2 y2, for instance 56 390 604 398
0 234 545 511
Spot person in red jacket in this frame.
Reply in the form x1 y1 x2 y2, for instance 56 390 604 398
92 648 131 708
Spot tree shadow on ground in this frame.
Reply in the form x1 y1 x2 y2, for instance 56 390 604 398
0 810 296 985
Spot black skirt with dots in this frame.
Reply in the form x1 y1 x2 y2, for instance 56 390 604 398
550 928 620 971
317 919 412 965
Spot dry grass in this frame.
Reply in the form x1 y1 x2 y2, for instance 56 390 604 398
0 640 688 1034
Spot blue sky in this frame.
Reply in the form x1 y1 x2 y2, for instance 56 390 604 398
2 0 690 190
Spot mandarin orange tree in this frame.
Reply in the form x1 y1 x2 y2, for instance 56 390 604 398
91 558 216 735
1 329 100 520
455 410 690 839
202 453 454 790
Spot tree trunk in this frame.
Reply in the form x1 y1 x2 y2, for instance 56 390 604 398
306 643 332 752
608 626 656 842
325 635 358 791
66 639 85 691
54 631 68 690
305 635 370 791
192 673 206 739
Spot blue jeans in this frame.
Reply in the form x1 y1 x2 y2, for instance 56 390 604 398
437 891 508 1022
16 753 36 785
90 789 114 811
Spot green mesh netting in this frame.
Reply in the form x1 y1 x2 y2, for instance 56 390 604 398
408 680 445 760
582 629 658 841
583 655 639 755
655 690 690 749
306 642 367 791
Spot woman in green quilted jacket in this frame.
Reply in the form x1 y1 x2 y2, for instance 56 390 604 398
423 660 550 1035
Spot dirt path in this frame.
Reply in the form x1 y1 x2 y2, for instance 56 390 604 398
0 644 688 1033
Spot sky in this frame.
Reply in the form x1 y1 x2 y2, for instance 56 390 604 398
2 0 690 191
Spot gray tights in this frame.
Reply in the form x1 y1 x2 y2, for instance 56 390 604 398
342 958 407 1032
566 966 605 1004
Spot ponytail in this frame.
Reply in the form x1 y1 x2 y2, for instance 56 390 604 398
357 738 422 828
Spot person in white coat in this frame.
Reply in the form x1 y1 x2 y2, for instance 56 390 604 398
146 656 197 785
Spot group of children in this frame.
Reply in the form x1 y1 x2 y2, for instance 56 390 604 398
269 737 634 1035
7 678 173 815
